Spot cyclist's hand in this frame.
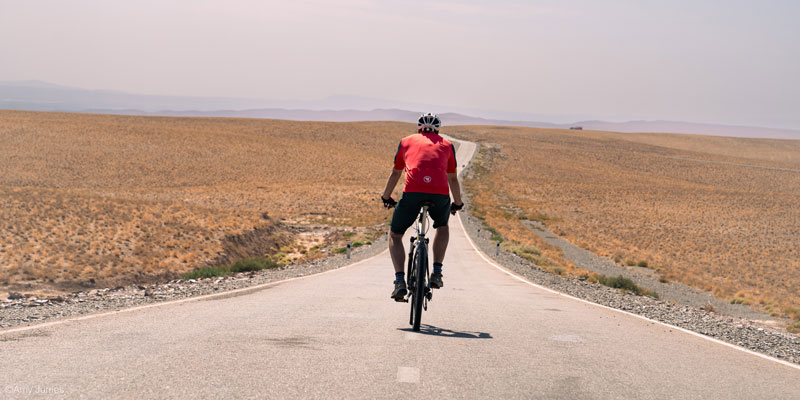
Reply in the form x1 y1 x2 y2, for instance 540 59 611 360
381 195 397 209
450 202 464 215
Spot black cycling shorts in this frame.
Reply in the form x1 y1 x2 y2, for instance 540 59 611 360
390 192 451 235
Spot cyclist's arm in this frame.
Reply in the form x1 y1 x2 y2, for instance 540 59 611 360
382 169 403 199
447 172 463 205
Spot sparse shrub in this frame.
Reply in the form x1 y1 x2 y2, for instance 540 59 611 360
596 274 637 291
637 260 648 268
506 242 541 260
486 226 504 243
594 274 659 298
308 244 321 254
730 297 753 305
182 256 283 280
273 252 288 263
784 306 800 321
230 257 281 273
351 241 364 248
701 304 717 313
520 246 541 256
625 260 636 266
524 212 551 222
333 247 347 254
182 267 229 280
658 277 669 283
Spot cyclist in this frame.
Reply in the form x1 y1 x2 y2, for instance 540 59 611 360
381 113 464 301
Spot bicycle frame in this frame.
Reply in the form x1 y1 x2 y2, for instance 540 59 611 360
406 206 430 289
415 205 430 243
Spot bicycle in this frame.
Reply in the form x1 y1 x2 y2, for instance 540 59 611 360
403 201 435 331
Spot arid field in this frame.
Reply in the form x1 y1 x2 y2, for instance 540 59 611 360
0 110 411 293
3 110 799 326
453 125 800 323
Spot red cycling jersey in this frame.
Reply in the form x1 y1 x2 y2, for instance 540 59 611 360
393 132 457 195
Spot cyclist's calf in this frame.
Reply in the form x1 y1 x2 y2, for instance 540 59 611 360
433 225 449 265
389 231 406 274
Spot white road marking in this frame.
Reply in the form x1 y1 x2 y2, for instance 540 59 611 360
397 366 420 383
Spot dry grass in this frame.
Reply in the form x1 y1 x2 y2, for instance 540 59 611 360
463 144 583 277
0 110 409 291
453 125 800 322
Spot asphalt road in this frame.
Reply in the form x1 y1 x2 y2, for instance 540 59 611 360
1 138 798 399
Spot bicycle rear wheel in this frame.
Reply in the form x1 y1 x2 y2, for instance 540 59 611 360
411 243 427 331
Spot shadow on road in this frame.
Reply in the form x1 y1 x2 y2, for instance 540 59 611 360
398 324 492 339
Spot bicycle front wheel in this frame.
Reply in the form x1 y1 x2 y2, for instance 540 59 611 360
408 243 416 327
411 242 427 331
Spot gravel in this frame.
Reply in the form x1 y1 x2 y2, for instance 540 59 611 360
0 232 388 330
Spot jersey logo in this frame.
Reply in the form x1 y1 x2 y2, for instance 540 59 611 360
423 176 432 183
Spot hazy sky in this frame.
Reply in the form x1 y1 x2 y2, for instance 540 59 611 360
1 0 799 128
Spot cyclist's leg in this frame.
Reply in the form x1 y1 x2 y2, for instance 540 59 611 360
427 194 451 288
390 225 408 300
389 232 405 274
389 193 421 274
432 225 449 264
428 193 452 264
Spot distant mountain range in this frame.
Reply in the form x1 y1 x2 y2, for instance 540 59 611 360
2 80 798 140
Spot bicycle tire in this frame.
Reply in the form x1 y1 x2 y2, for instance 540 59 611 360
408 242 416 326
412 242 427 331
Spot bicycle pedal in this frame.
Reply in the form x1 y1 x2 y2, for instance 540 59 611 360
395 297 408 303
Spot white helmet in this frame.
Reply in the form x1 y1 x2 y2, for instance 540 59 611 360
417 113 441 133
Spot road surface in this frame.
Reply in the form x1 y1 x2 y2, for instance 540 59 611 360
1 138 798 399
